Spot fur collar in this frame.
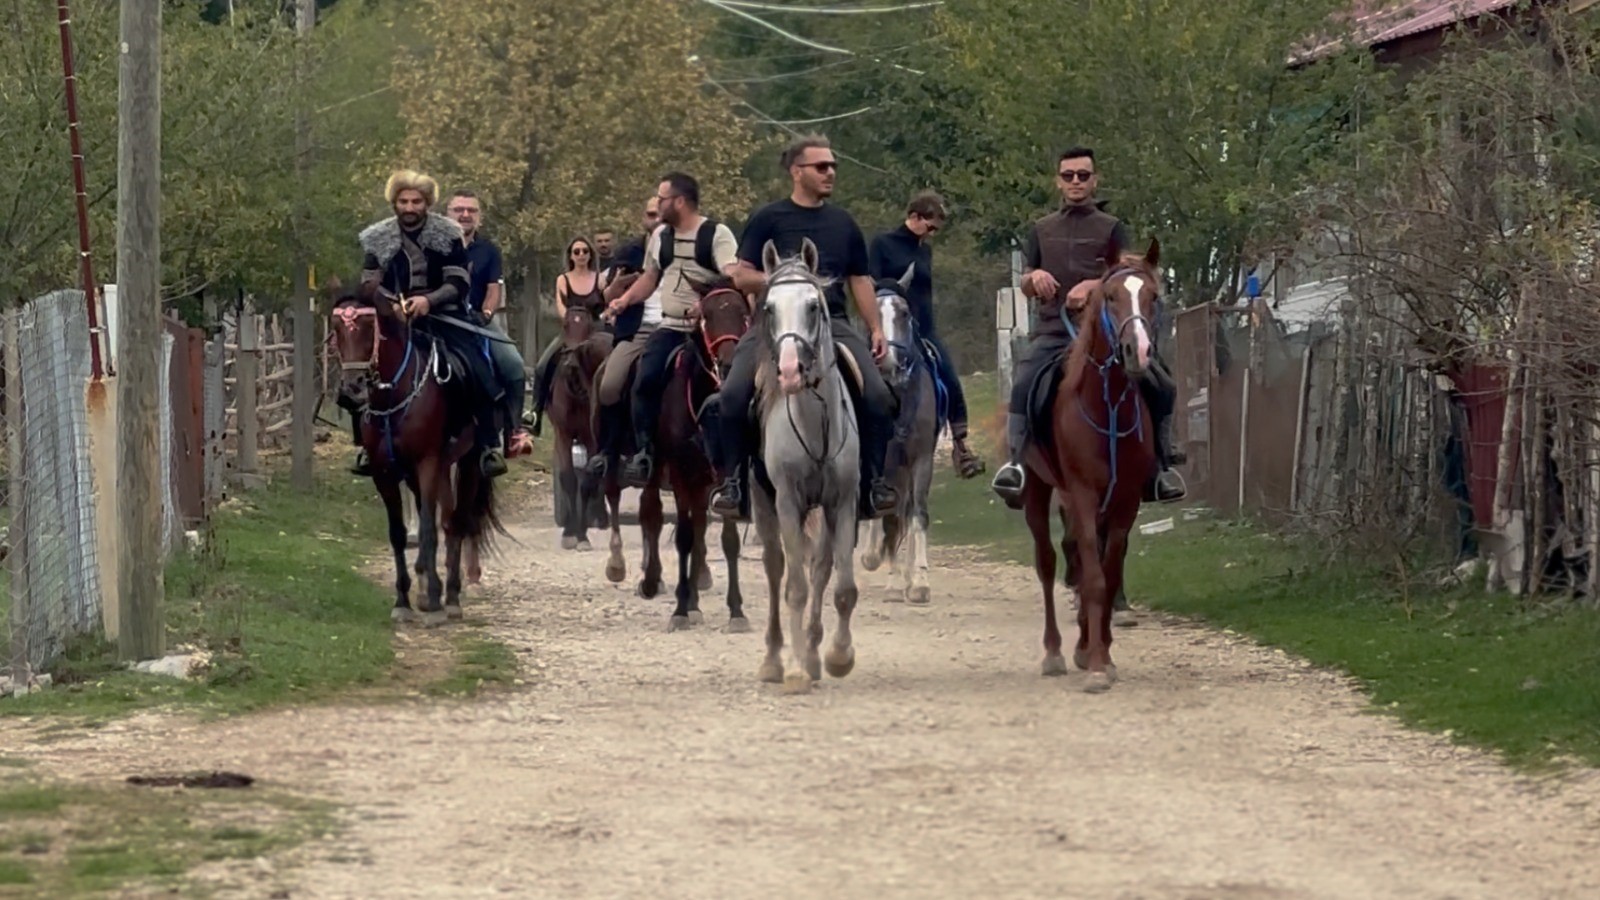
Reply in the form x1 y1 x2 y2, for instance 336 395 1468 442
359 213 463 268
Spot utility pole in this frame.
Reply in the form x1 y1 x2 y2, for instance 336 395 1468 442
116 0 164 660
290 0 316 491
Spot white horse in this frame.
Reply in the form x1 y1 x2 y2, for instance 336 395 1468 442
750 239 861 694
861 269 937 605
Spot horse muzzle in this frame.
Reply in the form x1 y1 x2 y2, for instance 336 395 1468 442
339 370 372 407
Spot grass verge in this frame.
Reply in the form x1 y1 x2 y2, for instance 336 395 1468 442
0 769 333 897
932 372 1600 768
3 457 520 720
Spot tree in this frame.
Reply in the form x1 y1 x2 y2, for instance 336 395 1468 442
930 0 1375 304
396 0 763 300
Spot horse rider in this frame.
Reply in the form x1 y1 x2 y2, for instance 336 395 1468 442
447 188 533 460
526 234 607 436
712 133 899 521
989 147 1186 507
605 172 741 488
351 169 515 478
581 195 669 478
868 189 986 480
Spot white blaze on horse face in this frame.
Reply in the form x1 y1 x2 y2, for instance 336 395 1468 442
1123 275 1152 370
877 292 902 370
770 281 812 394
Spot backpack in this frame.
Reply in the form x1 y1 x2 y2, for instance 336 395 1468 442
656 218 721 274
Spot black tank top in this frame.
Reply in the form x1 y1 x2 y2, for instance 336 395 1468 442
563 271 605 319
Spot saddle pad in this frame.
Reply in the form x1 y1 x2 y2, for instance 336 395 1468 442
1026 348 1069 451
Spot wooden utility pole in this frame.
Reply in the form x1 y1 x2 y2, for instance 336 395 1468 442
116 0 164 660
289 0 316 491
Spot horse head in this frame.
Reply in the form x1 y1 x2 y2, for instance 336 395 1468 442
686 272 750 377
561 304 596 349
331 293 381 405
759 238 831 395
1091 238 1162 378
874 264 918 391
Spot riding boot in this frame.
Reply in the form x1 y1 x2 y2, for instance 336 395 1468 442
1156 409 1187 466
477 413 508 479
587 403 616 479
857 416 898 521
623 435 654 489
990 412 1029 509
348 414 375 477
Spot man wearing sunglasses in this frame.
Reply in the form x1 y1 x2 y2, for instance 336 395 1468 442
990 146 1185 506
869 189 985 480
711 133 899 522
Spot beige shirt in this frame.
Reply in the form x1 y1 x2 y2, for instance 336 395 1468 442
644 220 738 331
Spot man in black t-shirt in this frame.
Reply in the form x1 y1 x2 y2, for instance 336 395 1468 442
711 134 898 521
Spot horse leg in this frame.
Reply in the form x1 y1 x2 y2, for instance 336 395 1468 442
1066 487 1113 693
754 490 786 683
667 501 697 632
443 465 472 621
1098 522 1132 684
573 463 595 552
823 499 859 679
555 434 579 550
691 492 713 595
802 506 832 685
637 484 664 599
415 458 448 626
721 516 749 632
1025 475 1067 676
377 476 414 624
779 493 816 694
604 478 626 583
908 459 933 605
464 538 482 586
861 517 883 572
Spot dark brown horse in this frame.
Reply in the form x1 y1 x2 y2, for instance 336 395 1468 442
331 293 504 625
1021 240 1162 693
634 277 752 632
549 305 612 550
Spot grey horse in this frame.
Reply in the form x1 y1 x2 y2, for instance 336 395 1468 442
750 239 862 694
861 268 937 605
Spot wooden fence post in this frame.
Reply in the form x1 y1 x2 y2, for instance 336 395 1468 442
238 307 259 479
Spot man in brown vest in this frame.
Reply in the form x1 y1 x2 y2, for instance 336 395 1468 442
990 147 1185 506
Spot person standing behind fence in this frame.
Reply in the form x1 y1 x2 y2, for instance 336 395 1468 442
448 189 531 456
869 190 985 479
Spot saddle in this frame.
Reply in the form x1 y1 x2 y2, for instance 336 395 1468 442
416 323 501 403
1025 346 1070 452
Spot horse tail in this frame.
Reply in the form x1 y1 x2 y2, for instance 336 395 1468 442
459 467 510 554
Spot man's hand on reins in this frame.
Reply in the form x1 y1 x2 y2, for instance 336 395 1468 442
870 327 887 360
402 296 432 318
1066 279 1097 311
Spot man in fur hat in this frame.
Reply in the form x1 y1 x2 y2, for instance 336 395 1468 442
350 169 518 479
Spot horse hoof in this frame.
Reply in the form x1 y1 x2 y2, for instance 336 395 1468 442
757 661 784 684
695 570 713 591
604 561 626 584
805 658 822 682
466 570 482 587
422 609 449 628
725 617 751 634
1113 608 1139 627
1106 663 1119 683
782 671 813 695
1073 647 1090 671
636 581 660 599
391 607 415 625
575 540 592 552
907 586 931 606
560 536 578 551
1083 671 1114 694
686 610 705 625
862 554 882 572
824 646 855 678
413 562 426 576
445 603 464 621
667 615 692 633
1041 654 1069 677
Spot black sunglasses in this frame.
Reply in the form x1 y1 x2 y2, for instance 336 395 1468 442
1058 169 1094 183
798 161 837 174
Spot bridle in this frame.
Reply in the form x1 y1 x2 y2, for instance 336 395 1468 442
696 288 750 389
332 301 437 421
764 275 830 390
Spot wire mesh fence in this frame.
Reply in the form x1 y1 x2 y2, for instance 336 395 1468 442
3 291 104 690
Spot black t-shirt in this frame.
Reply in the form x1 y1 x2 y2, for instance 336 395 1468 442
607 237 649 340
737 198 870 319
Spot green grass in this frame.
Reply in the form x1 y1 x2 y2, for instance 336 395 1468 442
3 461 514 720
931 371 1600 769
427 631 519 698
0 770 334 897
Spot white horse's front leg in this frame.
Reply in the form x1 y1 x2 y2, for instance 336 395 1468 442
908 515 930 605
860 518 883 571
824 499 859 678
754 493 785 685
779 493 814 694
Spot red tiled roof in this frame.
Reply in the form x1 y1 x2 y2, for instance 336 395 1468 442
1293 0 1523 63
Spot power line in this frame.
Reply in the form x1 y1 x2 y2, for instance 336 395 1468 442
716 0 944 13
698 0 926 76
702 75 889 174
774 105 875 124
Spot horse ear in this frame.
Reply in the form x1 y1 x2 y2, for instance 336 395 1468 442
761 240 781 274
897 263 915 293
1145 237 1160 268
800 237 820 274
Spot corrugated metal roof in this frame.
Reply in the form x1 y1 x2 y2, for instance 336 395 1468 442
1293 0 1524 63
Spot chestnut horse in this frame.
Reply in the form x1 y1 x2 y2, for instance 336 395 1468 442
548 306 612 550
1021 240 1162 693
625 277 752 633
331 293 504 625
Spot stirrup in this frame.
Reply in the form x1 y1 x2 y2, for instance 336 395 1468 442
623 452 653 488
991 463 1025 509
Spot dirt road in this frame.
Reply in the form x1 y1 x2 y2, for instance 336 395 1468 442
10 493 1600 898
